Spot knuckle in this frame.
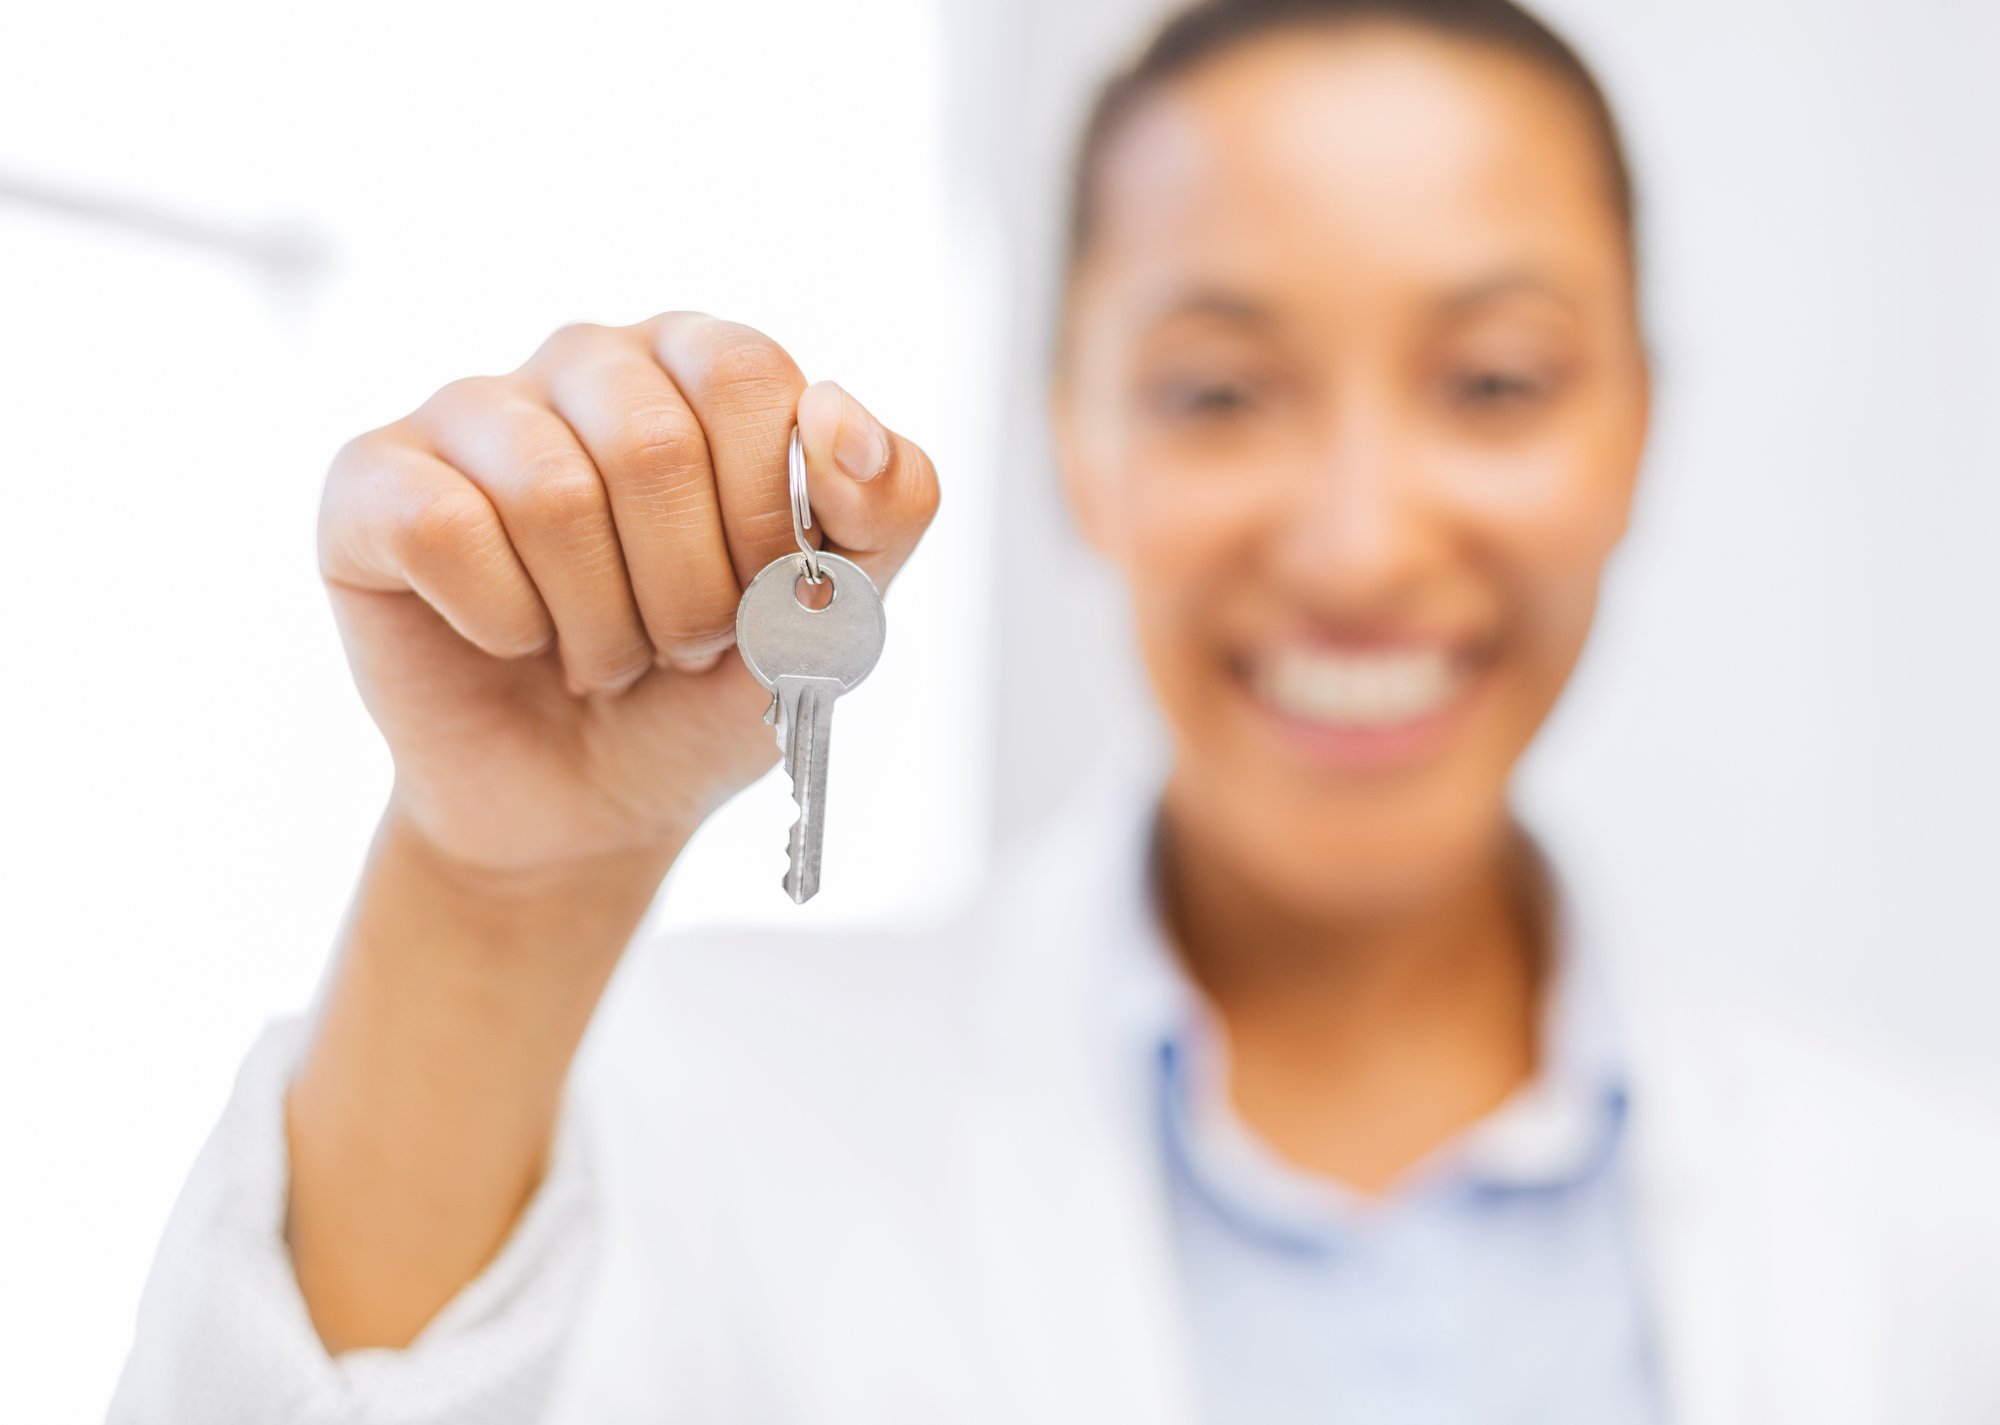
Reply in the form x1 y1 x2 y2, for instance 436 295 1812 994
612 403 707 476
529 320 615 368
326 428 394 485
422 374 516 424
398 487 495 571
516 456 607 530
693 326 799 406
320 430 424 581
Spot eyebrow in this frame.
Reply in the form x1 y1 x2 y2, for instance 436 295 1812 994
1436 268 1583 316
1142 268 1584 332
1144 289 1278 330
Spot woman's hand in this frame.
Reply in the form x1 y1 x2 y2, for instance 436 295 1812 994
288 314 938 1353
319 312 940 876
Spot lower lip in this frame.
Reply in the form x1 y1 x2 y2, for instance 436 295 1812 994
1237 663 1487 774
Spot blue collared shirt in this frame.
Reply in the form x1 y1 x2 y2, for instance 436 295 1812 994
1110 831 1663 1424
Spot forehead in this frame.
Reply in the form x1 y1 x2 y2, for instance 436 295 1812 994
1083 25 1629 315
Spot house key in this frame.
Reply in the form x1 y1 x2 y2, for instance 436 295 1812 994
734 427 886 903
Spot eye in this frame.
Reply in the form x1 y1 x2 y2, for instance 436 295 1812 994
1146 376 1263 422
1447 368 1549 409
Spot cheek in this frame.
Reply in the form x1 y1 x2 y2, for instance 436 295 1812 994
1120 445 1277 565
1093 422 1271 594
1109 469 1275 733
1440 434 1632 693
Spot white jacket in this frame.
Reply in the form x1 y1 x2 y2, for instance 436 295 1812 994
110 781 2000 1424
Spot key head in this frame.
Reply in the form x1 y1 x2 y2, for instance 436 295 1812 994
735 551 886 693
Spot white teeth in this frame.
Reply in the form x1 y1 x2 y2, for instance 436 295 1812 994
1256 647 1460 728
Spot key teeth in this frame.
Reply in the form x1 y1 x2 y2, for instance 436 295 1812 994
782 813 811 904
767 674 839 907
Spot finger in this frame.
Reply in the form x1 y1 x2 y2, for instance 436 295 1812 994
793 379 941 589
319 434 555 660
415 378 654 695
528 328 742 672
647 313 806 588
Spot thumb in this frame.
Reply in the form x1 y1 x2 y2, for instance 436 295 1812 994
793 379 940 588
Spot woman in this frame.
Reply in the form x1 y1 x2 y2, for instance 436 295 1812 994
113 1 1998 1421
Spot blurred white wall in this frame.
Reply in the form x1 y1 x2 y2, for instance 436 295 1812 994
0 3 997 1416
3 0 1997 1419
954 0 2000 1076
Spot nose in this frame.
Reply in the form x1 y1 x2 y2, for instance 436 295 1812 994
1266 400 1443 620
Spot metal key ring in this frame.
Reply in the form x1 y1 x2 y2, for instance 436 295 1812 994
788 425 823 584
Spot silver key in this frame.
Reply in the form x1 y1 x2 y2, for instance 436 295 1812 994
735 546 885 903
735 550 885 902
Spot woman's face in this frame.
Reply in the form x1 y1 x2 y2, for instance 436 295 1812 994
1058 25 1649 916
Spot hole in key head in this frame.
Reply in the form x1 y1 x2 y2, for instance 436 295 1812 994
792 572 833 612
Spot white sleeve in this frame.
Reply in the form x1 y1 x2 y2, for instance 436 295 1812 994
107 1014 600 1425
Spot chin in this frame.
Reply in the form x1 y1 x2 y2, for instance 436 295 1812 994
1162 653 1525 919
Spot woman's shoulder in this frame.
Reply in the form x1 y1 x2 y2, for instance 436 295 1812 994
1626 974 1995 1144
1622 973 2000 1263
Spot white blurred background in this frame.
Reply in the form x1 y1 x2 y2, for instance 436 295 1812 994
2 1 1995 1417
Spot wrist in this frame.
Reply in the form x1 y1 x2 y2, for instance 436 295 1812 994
315 798 683 1063
379 792 685 938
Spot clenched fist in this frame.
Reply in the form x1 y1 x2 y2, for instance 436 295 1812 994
317 313 940 876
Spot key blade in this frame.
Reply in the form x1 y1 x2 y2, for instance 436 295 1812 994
774 675 844 904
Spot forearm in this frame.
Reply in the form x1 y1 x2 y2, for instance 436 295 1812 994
285 795 681 1352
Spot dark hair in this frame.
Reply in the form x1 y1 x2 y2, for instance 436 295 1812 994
1066 0 1637 271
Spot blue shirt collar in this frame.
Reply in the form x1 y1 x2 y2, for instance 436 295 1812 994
1098 800 1633 1248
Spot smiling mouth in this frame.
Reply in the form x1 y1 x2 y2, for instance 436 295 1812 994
1238 642 1486 772
1250 644 1469 729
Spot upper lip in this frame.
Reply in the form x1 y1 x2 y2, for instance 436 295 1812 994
1245 627 1488 662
